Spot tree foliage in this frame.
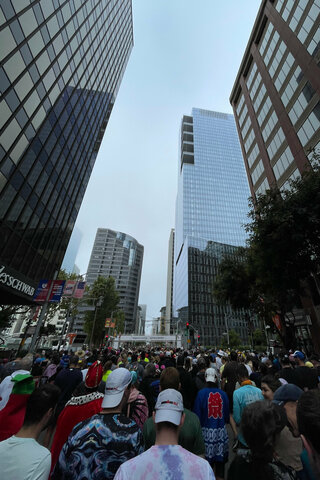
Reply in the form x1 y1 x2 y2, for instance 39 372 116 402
221 329 241 348
0 305 32 333
214 157 320 349
83 276 120 345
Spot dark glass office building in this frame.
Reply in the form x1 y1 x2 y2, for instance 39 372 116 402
173 108 256 346
0 0 133 304
86 228 144 334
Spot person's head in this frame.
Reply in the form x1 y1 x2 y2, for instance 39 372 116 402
184 357 192 371
144 362 156 378
241 401 285 472
197 357 206 371
19 353 34 371
261 375 281 401
237 364 249 383
23 384 60 430
102 368 132 410
205 368 218 387
69 356 79 368
131 353 138 363
153 389 185 440
297 390 320 473
176 355 184 367
293 350 305 365
160 367 180 391
230 351 238 362
273 384 303 437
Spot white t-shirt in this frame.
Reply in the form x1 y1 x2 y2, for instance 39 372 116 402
114 444 215 480
0 436 51 480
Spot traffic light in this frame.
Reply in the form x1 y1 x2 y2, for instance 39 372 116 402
197 334 200 339
186 322 189 329
105 334 109 340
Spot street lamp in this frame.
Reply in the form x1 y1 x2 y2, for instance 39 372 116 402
89 296 103 349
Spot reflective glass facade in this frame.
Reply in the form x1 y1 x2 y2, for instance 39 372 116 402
230 0 320 197
86 228 143 334
0 0 133 303
174 108 252 346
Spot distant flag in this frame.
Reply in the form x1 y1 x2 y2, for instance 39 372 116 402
74 281 86 299
63 280 76 296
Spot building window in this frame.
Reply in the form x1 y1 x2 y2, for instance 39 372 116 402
259 22 274 57
247 143 260 168
297 102 320 146
288 81 316 125
246 62 257 89
273 146 294 180
281 66 303 107
244 128 255 153
267 127 285 159
257 96 272 127
238 104 248 127
253 84 267 113
262 111 279 142
280 168 301 190
251 159 264 185
256 176 269 196
274 52 295 92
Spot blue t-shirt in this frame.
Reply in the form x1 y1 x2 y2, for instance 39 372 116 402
233 384 264 446
193 387 230 463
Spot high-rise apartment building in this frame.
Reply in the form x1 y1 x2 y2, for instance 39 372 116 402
86 228 143 334
230 0 320 198
174 108 253 346
0 0 134 305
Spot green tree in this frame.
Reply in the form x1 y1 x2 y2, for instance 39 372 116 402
83 276 120 345
214 157 320 350
221 329 241 348
253 328 266 346
0 305 32 333
113 309 125 335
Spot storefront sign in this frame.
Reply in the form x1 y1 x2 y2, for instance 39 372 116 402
0 265 35 298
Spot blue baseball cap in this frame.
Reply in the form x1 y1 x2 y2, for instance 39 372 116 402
293 351 305 360
273 384 303 405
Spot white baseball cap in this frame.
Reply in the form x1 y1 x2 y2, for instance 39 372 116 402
205 367 218 383
102 368 132 408
154 389 184 426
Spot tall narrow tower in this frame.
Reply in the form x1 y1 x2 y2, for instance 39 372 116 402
174 108 252 346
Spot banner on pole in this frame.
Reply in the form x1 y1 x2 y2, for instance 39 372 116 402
272 314 282 332
105 318 111 328
49 280 66 302
110 322 115 328
74 281 86 299
33 280 51 302
63 280 76 296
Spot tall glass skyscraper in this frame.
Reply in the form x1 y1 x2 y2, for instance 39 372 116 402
0 0 133 305
174 108 252 346
86 228 144 334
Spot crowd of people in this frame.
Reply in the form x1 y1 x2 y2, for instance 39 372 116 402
0 345 319 479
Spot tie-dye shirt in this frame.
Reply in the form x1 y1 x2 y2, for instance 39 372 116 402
52 413 144 479
114 444 215 480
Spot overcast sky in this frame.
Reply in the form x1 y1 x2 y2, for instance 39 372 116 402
72 0 260 325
